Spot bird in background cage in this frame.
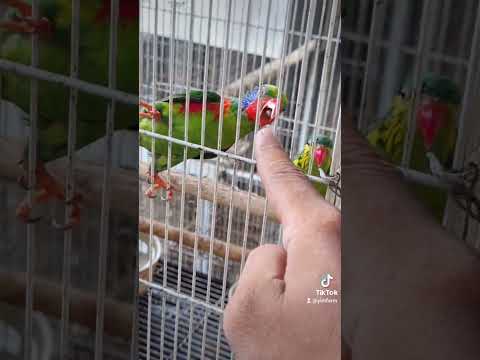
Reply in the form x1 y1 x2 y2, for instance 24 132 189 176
139 84 288 199
0 0 139 229
293 135 333 197
366 73 461 219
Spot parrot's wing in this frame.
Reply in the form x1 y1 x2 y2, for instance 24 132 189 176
160 90 222 104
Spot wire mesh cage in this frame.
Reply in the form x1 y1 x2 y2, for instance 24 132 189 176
343 0 480 250
0 1 139 359
139 0 341 359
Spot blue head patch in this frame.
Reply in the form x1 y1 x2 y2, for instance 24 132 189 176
241 87 259 111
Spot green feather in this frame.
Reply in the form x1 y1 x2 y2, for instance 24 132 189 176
367 74 459 220
1 0 138 162
140 86 286 173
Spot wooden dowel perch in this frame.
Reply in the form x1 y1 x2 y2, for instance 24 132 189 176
139 217 250 263
0 136 277 222
0 271 133 339
139 163 277 221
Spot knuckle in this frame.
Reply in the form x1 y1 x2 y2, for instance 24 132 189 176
267 159 304 180
319 207 341 234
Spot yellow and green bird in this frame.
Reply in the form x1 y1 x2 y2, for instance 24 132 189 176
367 74 461 218
293 135 333 197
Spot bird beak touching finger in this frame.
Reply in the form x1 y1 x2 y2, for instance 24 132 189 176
260 99 278 127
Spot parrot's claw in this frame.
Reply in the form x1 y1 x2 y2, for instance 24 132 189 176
16 174 30 191
51 214 80 231
0 18 52 35
16 202 43 224
145 172 174 201
139 101 161 121
15 162 84 230
1 0 53 35
51 194 83 231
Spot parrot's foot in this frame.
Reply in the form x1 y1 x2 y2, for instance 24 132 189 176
16 200 43 224
0 18 52 34
15 163 84 230
51 194 83 230
4 0 32 16
1 0 53 34
139 101 161 121
16 173 29 190
145 171 174 200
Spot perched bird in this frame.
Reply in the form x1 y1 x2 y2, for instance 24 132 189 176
139 85 288 199
367 74 460 218
0 0 139 229
293 135 333 197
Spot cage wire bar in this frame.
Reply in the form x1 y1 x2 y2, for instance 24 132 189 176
344 0 480 247
95 0 120 359
59 0 80 358
139 0 341 359
0 0 139 358
24 0 40 359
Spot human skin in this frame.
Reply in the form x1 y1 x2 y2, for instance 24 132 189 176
223 126 341 360
342 117 480 359
223 119 480 359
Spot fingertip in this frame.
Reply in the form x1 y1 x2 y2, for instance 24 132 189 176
255 125 279 154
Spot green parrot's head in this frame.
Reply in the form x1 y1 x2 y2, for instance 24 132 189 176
313 136 333 168
421 74 461 105
242 84 288 127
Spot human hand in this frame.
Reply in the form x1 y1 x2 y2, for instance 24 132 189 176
223 126 341 360
342 116 480 359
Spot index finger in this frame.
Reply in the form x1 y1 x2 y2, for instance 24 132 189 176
254 126 331 226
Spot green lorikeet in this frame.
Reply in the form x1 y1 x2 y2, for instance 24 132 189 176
367 74 461 218
139 84 288 199
293 135 333 197
0 0 139 228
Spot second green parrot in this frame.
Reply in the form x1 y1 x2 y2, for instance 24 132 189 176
293 135 333 197
367 74 461 219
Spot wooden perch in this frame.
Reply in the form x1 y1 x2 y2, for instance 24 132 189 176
139 217 250 263
0 271 133 339
223 39 319 96
139 163 278 222
0 135 277 222
0 135 138 219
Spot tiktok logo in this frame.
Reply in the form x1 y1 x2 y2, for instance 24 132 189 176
320 273 334 288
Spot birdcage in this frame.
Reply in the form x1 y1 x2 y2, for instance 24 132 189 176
138 0 341 359
0 1 139 359
343 0 480 249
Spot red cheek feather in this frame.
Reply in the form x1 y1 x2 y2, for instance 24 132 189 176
416 101 448 149
245 100 260 123
314 147 328 167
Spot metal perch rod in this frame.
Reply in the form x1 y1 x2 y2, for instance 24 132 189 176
139 217 249 263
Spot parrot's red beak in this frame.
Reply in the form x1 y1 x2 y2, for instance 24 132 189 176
259 99 278 128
